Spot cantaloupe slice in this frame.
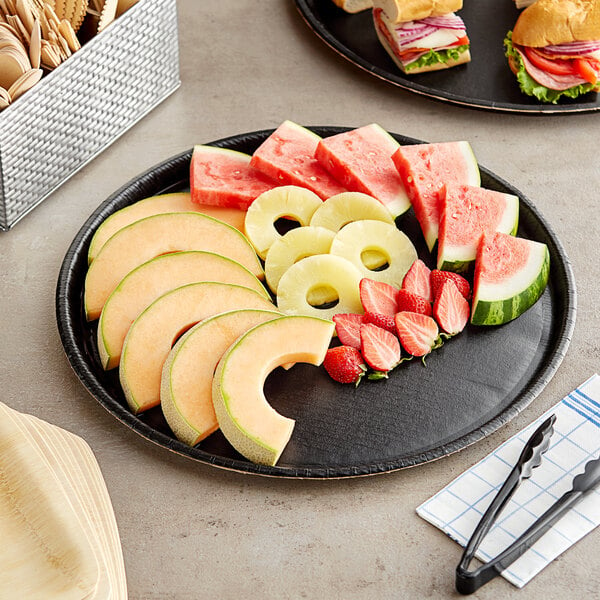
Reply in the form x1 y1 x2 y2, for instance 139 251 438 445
161 309 283 446
212 315 335 466
97 251 270 370
84 212 264 321
120 282 275 414
87 192 247 264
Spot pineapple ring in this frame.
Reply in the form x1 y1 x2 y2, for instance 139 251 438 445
309 192 394 269
264 226 336 303
244 186 323 259
276 254 363 320
309 192 394 231
330 220 418 289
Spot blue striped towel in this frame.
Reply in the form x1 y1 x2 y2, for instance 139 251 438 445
417 374 600 588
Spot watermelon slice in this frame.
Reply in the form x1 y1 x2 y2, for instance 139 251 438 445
470 232 550 326
190 146 278 210
437 183 519 273
314 123 411 218
392 141 480 252
250 121 347 199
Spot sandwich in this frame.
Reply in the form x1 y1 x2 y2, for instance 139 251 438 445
515 0 536 8
331 0 373 13
372 0 471 74
505 0 600 102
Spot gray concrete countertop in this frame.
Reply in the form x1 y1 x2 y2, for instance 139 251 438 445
1 1 599 598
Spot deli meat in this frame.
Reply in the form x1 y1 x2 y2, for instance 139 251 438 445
516 47 588 90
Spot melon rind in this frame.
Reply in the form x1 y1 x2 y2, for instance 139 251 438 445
87 192 246 264
212 316 335 466
438 190 520 273
470 241 550 326
97 251 270 370
84 211 265 321
160 309 283 446
119 282 276 414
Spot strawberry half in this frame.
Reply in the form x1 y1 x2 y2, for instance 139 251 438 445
332 313 365 349
364 311 397 334
359 278 399 316
360 323 401 372
395 311 441 358
397 289 432 316
323 345 367 385
430 269 471 301
402 259 432 302
433 280 470 335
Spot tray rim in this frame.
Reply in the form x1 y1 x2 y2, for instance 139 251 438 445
55 126 577 479
294 0 600 115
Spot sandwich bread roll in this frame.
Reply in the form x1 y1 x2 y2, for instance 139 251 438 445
332 0 373 13
513 0 600 47
375 0 463 23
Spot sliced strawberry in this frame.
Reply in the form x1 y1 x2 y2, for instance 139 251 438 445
364 311 397 334
359 278 399 316
360 323 401 372
395 311 440 358
402 259 432 302
433 280 470 335
397 289 432 316
323 346 367 385
430 269 471 301
332 313 365 349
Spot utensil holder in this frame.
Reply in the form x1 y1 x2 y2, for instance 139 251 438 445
0 0 181 230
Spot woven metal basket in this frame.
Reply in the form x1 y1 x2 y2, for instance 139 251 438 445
0 0 181 231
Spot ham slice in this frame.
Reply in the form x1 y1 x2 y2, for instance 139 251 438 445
516 47 588 90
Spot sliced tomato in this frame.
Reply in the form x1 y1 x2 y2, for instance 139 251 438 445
523 47 575 76
398 36 469 61
453 35 470 46
398 49 427 61
573 58 599 84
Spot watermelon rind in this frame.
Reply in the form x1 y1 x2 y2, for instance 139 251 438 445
470 241 550 326
438 190 520 273
459 141 481 189
193 144 252 163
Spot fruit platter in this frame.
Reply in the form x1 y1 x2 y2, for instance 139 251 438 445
56 125 576 478
295 0 600 113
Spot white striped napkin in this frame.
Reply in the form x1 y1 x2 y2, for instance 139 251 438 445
417 374 600 588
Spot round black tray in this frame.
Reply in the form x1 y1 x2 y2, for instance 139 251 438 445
295 0 600 114
56 126 577 478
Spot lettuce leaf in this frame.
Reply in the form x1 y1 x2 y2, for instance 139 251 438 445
404 45 469 72
504 31 598 104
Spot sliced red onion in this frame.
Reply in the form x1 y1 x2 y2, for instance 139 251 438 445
421 14 466 30
543 40 600 55
394 24 438 46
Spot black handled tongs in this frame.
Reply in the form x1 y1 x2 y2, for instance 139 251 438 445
456 413 600 594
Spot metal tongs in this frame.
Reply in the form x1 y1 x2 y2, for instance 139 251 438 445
456 413 600 594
